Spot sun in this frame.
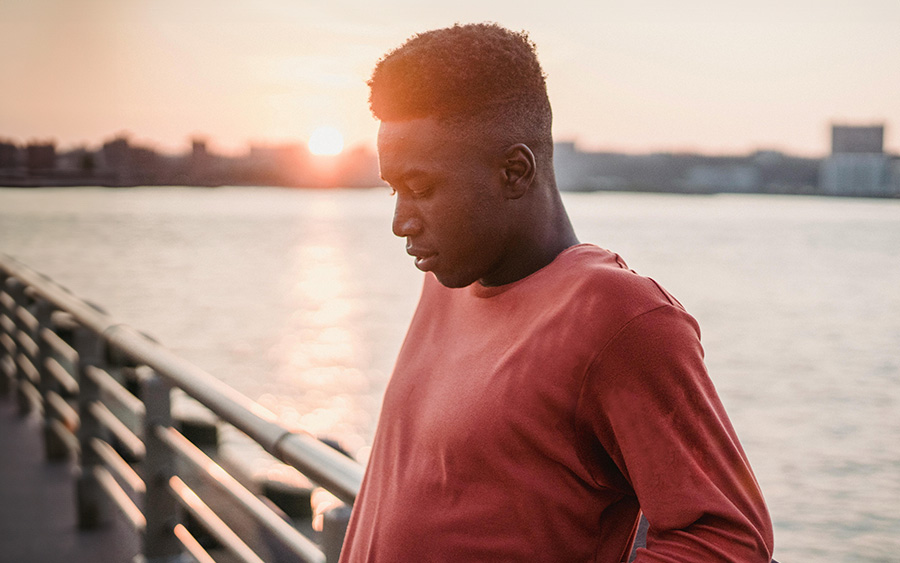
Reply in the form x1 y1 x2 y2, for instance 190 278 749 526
308 126 345 156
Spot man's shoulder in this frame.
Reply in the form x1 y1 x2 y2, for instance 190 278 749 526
552 244 682 313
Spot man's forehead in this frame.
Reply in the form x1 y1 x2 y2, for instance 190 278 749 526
377 118 437 145
377 118 449 169
377 117 498 183
377 117 488 157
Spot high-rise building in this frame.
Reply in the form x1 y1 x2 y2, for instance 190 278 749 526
820 124 895 197
831 125 884 154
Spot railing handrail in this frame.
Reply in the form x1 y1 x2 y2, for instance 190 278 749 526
0 253 363 504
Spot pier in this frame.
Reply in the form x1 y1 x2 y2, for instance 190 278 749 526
0 395 140 561
0 255 363 563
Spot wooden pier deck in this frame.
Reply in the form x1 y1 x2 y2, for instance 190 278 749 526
0 395 139 563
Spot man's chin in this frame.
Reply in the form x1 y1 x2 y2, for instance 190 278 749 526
431 270 476 289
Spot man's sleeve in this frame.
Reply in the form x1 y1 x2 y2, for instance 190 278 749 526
576 304 774 562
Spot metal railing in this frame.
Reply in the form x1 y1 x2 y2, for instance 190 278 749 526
0 254 363 563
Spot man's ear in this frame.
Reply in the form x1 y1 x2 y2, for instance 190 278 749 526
501 143 536 199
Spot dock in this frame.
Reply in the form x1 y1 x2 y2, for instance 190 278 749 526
0 395 139 562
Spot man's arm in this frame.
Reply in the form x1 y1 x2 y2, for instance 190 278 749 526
577 305 774 562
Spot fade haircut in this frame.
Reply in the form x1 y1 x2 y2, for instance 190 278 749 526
368 23 553 157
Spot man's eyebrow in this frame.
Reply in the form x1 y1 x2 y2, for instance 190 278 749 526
382 168 428 184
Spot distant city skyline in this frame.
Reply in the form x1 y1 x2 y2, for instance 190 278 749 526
2 0 899 157
4 124 896 198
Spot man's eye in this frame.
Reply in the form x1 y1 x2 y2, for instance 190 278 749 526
387 184 432 198
410 184 434 198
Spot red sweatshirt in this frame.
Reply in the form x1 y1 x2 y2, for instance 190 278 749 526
341 244 773 562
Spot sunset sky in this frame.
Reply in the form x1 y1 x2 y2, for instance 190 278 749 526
2 0 898 157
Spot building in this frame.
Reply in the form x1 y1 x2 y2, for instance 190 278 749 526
820 124 896 197
26 142 56 172
683 164 759 193
101 136 134 184
831 125 884 154
0 141 20 169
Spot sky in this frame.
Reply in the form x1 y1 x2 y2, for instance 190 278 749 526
1 0 899 157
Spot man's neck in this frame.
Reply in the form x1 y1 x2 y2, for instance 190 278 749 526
479 193 579 287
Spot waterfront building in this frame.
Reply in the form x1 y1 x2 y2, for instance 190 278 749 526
25 142 56 172
0 141 19 169
553 141 594 191
893 159 900 195
552 142 818 195
831 125 884 154
683 163 759 193
820 124 897 197
101 136 134 185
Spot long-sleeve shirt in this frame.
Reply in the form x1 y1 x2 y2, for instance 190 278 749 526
340 244 774 562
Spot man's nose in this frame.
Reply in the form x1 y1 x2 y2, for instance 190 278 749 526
392 198 422 238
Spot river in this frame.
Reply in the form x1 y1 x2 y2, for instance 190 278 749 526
2 186 899 562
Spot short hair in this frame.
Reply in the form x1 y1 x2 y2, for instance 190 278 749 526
368 23 553 154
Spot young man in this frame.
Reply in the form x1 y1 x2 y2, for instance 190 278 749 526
340 23 774 562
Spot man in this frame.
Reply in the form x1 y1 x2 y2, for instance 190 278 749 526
341 23 774 562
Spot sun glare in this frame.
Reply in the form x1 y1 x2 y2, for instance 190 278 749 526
308 126 345 156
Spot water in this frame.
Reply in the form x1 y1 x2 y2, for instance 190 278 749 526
2 186 899 562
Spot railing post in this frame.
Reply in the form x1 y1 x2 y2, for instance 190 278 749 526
75 324 111 529
35 298 69 460
8 278 34 415
322 504 352 563
139 367 183 563
0 272 11 396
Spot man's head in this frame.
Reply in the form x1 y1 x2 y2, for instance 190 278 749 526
370 23 572 289
368 22 552 159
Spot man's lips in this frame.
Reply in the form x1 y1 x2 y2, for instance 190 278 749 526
406 246 437 271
